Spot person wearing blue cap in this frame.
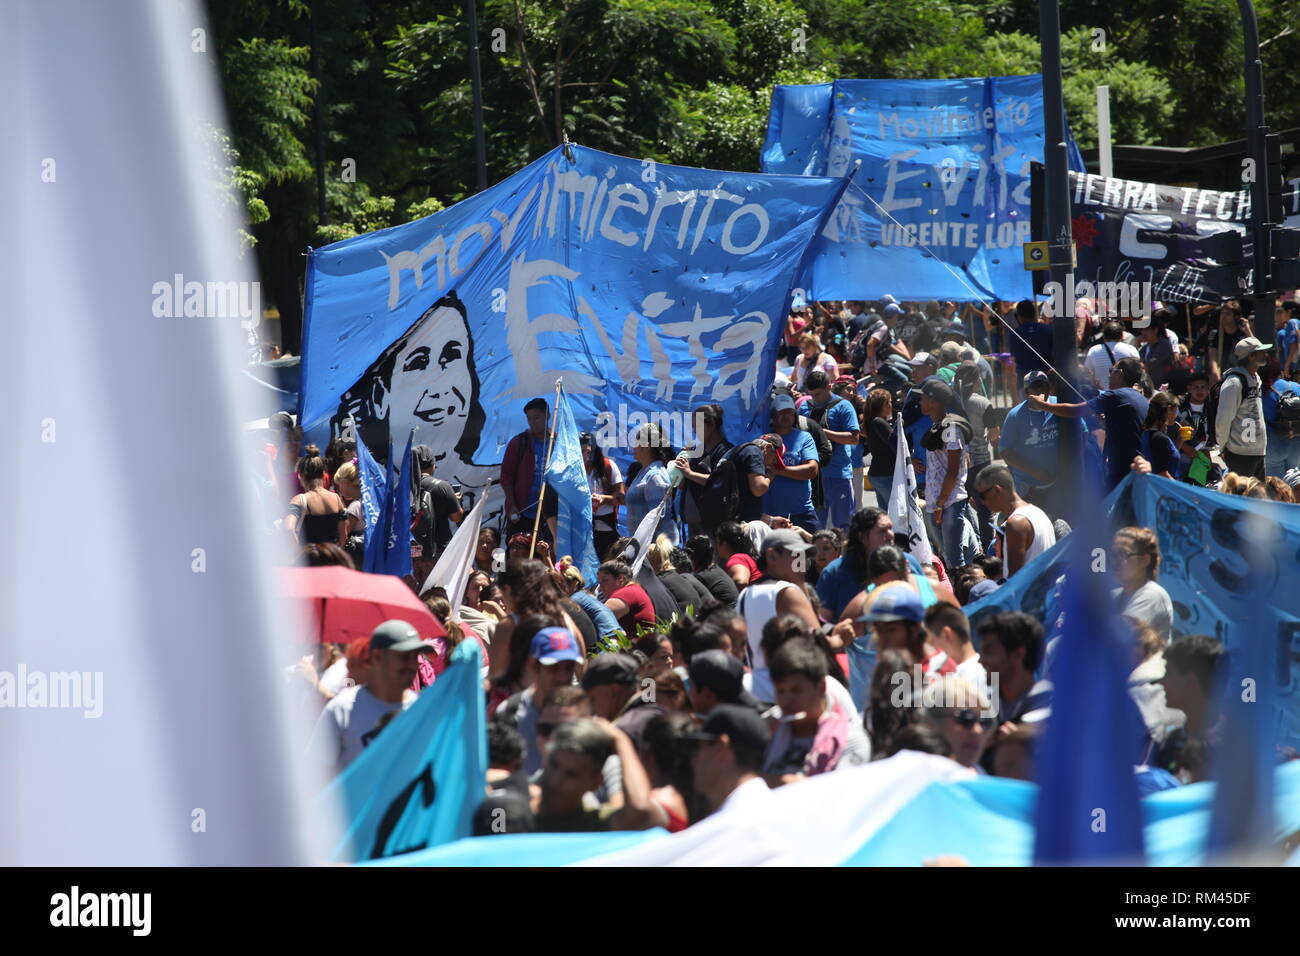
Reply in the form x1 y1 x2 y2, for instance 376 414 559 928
496 623 585 774
760 396 820 534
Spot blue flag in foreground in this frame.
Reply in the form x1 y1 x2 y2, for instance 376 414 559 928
545 387 599 582
321 640 486 862
378 429 415 579
354 421 388 572
1032 536 1147 865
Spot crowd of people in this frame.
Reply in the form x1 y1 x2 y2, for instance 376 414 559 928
272 291 1300 839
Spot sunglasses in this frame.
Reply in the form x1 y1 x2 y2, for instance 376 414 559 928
951 709 995 730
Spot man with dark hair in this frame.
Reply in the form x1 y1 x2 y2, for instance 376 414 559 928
858 583 955 677
535 718 660 832
497 624 585 774
675 404 769 532
997 370 1080 519
687 705 773 816
500 398 558 542
688 649 763 714
1084 320 1140 388
1029 357 1149 490
1007 299 1054 383
978 611 1052 727
1139 309 1177 389
581 653 643 721
762 395 821 533
923 602 986 695
763 639 871 782
1158 635 1226 783
411 444 463 560
798 370 860 531
973 461 1055 579
684 535 740 606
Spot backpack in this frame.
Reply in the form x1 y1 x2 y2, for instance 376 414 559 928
848 320 886 369
411 476 453 559
697 441 755 531
1196 368 1255 448
1273 383 1300 440
797 413 835 469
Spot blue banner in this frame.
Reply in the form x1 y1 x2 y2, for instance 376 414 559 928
300 145 849 509
965 474 1300 749
761 77 1084 301
320 639 487 862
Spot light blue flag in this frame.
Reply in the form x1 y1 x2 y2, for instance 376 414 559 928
320 639 486 862
1032 534 1147 865
545 387 599 582
353 421 388 573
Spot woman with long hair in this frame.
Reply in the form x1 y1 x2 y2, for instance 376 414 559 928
623 423 679 546
1111 527 1174 642
582 431 625 561
284 445 348 547
1139 392 1181 480
864 388 897 512
793 331 839 392
487 560 584 701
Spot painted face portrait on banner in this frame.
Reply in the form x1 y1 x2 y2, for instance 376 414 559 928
333 292 499 511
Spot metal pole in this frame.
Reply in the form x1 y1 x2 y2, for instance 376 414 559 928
1239 0 1274 345
1039 0 1082 520
310 1 327 225
466 0 488 192
1096 85 1113 180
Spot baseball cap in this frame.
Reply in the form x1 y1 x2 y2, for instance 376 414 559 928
857 585 925 623
771 393 796 412
529 626 583 665
581 653 640 690
683 704 772 753
834 374 858 389
688 650 757 707
920 379 958 407
1023 370 1051 392
883 303 903 317
1233 336 1273 362
760 527 815 555
370 619 436 654
909 351 935 367
879 294 898 305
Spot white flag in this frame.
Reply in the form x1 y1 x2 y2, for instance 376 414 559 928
888 412 935 566
1 0 338 863
626 489 671 577
420 492 488 615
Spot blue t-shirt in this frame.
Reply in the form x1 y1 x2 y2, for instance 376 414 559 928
816 551 925 619
1265 378 1300 426
1087 388 1150 487
997 399 1073 493
1277 318 1300 370
570 589 621 639
763 429 818 518
798 396 859 479
624 461 677 545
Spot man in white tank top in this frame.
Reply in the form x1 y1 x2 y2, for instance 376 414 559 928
737 528 821 703
973 461 1056 580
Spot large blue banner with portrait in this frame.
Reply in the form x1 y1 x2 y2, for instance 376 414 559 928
299 145 848 512
761 77 1084 302
965 474 1300 749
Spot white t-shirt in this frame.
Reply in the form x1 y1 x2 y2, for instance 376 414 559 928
924 427 969 512
317 657 354 698
589 459 624 519
1115 580 1175 643
1084 341 1140 387
308 684 405 774
955 653 989 700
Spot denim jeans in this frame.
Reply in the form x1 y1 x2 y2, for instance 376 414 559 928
932 498 980 570
1265 430 1300 477
869 473 895 515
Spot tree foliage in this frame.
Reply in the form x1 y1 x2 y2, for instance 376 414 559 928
205 0 1300 349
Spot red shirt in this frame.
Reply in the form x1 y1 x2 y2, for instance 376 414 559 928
609 583 655 634
725 553 762 585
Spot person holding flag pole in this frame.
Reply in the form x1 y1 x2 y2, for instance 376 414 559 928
528 379 565 560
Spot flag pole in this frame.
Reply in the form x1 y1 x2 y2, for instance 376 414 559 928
529 378 565 560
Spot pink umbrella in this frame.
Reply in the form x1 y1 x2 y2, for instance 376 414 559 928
279 566 447 646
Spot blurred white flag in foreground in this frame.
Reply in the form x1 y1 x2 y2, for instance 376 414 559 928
0 0 340 863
